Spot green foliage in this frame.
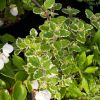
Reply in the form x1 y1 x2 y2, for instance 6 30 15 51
0 1 100 100
15 7 100 99
12 81 27 100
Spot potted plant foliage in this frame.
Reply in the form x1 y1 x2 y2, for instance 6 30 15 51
0 0 100 100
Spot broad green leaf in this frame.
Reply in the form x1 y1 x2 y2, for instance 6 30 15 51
44 0 55 9
81 77 89 94
13 81 27 100
15 71 28 81
86 55 94 66
84 66 98 73
0 0 6 11
12 55 26 68
85 9 94 19
0 89 10 100
0 34 16 42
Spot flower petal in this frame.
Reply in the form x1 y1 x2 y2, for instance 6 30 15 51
0 59 4 70
10 5 18 16
31 80 39 90
3 43 14 54
2 54 9 64
35 90 51 100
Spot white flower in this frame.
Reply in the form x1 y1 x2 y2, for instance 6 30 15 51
0 19 4 27
35 90 51 100
0 43 14 70
10 4 18 16
31 80 39 90
2 43 14 57
1 54 9 63
0 59 4 70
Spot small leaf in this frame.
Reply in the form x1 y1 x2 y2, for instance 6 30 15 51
27 56 40 67
16 38 26 49
62 7 80 16
30 28 38 37
86 55 94 66
81 77 89 94
84 66 98 73
53 3 62 10
12 55 26 68
60 29 71 37
85 9 94 19
44 0 55 9
33 7 42 14
77 52 86 66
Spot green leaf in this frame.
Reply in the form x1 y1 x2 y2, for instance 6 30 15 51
81 77 89 94
85 9 94 19
77 52 86 66
0 79 6 89
94 30 100 48
60 87 66 98
16 38 26 49
0 0 6 11
0 89 10 100
86 55 94 66
44 31 54 38
34 70 43 79
33 7 42 14
53 3 62 10
27 56 40 67
15 71 28 81
44 0 55 9
60 29 71 37
0 34 16 43
13 81 27 100
12 55 26 68
30 28 38 37
84 66 98 73
62 7 80 16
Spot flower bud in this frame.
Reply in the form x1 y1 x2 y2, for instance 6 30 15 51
10 4 18 16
